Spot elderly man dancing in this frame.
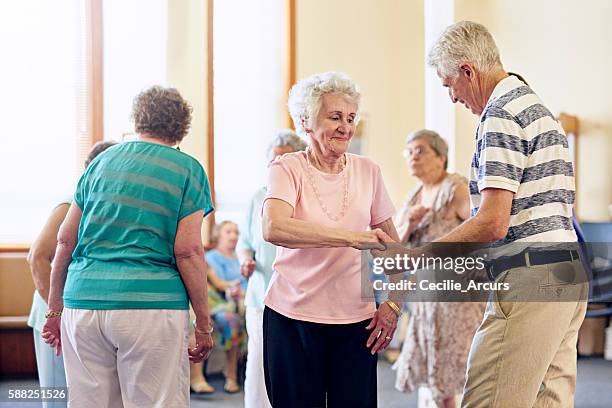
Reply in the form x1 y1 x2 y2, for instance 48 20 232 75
417 21 586 407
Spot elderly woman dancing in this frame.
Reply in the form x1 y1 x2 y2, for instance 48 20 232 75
262 71 402 408
42 86 215 407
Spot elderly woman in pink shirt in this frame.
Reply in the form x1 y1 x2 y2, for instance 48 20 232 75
262 71 401 408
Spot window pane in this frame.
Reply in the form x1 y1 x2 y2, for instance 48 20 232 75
0 0 84 243
213 0 287 223
103 0 167 141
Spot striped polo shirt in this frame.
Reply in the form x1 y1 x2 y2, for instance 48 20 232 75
64 141 214 310
469 75 576 243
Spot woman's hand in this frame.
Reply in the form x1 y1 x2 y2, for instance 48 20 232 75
351 229 387 251
41 316 62 356
240 259 256 279
223 279 241 300
365 302 399 354
190 322 215 363
407 205 430 227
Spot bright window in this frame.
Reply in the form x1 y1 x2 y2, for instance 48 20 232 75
0 0 85 243
213 0 288 223
103 0 167 141
0 0 169 244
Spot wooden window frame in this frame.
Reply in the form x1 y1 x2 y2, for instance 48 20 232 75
86 0 104 148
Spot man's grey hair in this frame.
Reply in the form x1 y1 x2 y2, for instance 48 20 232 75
287 71 361 139
267 129 307 159
405 129 449 170
427 21 502 80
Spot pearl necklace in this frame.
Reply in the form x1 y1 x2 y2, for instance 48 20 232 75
304 149 349 222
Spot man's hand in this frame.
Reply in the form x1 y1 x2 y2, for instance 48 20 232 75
370 229 395 258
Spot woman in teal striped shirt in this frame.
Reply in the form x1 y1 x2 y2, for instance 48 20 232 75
42 86 215 407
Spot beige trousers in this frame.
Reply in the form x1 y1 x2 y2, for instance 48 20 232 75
462 260 588 408
61 309 190 408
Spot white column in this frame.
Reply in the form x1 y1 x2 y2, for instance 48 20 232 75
424 0 455 170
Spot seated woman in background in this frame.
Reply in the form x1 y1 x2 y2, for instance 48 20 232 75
27 140 116 408
392 129 484 408
190 221 247 394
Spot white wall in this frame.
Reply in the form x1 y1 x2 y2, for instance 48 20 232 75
296 0 425 208
166 0 211 240
164 0 611 222
166 0 208 167
454 0 612 221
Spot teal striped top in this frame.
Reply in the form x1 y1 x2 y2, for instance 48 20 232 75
63 141 214 310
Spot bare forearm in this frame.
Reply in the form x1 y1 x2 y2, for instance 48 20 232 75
47 243 74 311
30 257 52 303
405 214 501 261
177 254 211 324
435 211 503 246
265 217 354 249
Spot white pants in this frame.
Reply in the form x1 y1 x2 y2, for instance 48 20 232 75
244 306 272 408
33 328 67 408
61 309 190 408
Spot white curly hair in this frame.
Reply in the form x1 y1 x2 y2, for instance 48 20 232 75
287 71 361 138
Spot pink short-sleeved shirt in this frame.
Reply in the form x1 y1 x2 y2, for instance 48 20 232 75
264 151 396 324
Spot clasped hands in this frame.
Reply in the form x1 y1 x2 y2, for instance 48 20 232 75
351 228 396 256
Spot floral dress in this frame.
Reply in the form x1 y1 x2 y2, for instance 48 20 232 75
205 250 247 351
392 173 486 403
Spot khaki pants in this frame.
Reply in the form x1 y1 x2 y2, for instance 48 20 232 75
462 260 588 408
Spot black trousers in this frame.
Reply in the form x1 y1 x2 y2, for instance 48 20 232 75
263 306 377 408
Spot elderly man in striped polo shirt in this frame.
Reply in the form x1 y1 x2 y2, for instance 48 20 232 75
421 21 588 407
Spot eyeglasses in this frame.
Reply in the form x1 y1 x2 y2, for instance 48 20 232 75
402 146 429 158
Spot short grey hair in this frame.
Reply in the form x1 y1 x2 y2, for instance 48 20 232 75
287 71 361 138
427 21 502 80
405 129 449 170
267 129 307 159
131 85 193 143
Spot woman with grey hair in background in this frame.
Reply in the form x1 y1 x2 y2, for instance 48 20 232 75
262 71 401 407
42 85 215 407
392 130 484 408
237 129 307 408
